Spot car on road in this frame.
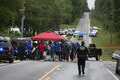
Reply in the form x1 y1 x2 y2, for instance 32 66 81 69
59 31 65 35
92 26 99 30
82 16 85 18
89 30 98 37
112 50 120 60
54 30 59 35
67 29 74 36
111 50 120 76
88 44 102 61
0 36 14 63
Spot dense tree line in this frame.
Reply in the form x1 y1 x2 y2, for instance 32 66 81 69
93 0 120 33
113 0 120 32
0 0 89 35
0 0 23 31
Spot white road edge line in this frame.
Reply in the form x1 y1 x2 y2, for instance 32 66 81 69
106 68 119 80
100 62 119 80
0 61 23 69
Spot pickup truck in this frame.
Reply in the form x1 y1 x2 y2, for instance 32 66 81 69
88 44 102 61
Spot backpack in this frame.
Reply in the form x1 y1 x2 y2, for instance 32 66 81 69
77 46 88 60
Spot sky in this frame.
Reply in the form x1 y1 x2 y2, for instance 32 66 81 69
87 0 95 10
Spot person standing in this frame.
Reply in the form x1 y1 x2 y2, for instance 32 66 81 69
77 41 88 75
61 42 66 61
55 41 61 61
18 43 26 60
51 42 55 61
27 40 33 59
39 41 46 59
70 43 75 61
66 42 71 61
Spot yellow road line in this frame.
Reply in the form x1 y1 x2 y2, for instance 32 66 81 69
38 65 61 80
14 60 20 63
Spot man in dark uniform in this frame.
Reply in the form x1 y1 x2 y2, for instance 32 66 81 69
18 43 27 60
77 41 88 75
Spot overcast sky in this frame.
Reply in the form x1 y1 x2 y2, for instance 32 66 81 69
87 0 95 10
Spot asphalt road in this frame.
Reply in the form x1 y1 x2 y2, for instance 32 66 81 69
0 60 119 80
0 12 120 80
70 12 92 46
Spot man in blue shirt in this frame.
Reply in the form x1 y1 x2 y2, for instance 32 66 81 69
55 41 61 61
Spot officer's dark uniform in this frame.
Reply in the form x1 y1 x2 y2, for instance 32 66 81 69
77 41 88 75
18 43 27 60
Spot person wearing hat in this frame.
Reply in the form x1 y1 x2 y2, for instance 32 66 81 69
76 41 88 75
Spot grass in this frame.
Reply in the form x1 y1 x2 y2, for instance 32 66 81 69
60 18 80 30
0 32 21 39
0 28 21 39
6 34 20 39
90 16 119 61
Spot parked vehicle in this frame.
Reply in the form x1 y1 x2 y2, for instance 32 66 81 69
116 59 120 75
60 31 65 35
64 29 68 33
89 30 98 37
92 26 99 30
54 30 60 35
112 50 120 60
111 50 120 75
0 36 14 63
67 29 74 36
11 38 32 60
82 16 85 18
88 44 102 61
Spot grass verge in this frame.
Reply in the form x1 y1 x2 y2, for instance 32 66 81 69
1 33 20 39
90 17 119 61
60 18 80 30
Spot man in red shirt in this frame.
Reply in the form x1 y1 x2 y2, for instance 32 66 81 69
39 41 46 59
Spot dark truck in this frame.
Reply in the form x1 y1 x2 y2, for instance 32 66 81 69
111 50 120 75
116 58 120 75
0 36 14 63
88 44 102 61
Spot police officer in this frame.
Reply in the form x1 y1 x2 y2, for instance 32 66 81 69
18 43 26 60
77 41 88 75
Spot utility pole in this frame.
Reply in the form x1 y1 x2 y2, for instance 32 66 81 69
12 17 15 28
19 1 26 37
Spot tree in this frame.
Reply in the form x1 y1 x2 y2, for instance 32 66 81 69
0 0 24 31
55 0 73 24
71 0 89 21
113 0 120 32
0 0 89 35
94 0 114 31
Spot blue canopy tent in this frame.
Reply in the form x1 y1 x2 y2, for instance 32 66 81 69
74 31 88 35
73 31 88 40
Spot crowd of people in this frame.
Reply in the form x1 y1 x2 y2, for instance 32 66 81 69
30 40 81 61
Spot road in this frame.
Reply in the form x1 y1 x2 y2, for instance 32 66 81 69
70 13 92 46
0 60 119 80
0 12 120 80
